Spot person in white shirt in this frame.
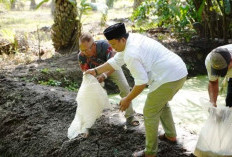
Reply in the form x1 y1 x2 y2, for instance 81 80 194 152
205 44 232 107
85 23 188 157
78 33 139 126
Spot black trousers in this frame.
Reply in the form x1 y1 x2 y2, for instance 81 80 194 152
226 78 232 107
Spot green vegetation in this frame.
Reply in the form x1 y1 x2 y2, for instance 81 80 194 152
37 67 78 91
131 1 195 32
62 77 79 91
38 78 78 92
38 79 61 86
64 82 78 92
55 68 65 72
41 68 50 74
131 0 232 41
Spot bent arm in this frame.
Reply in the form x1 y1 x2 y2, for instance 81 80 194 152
84 62 115 76
208 80 219 107
96 69 115 83
127 84 147 101
119 84 146 111
95 62 114 74
104 69 115 77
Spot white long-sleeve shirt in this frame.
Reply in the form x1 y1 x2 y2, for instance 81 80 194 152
107 33 188 93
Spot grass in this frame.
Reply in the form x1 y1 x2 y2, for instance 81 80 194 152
0 7 54 67
0 0 133 33
0 9 53 32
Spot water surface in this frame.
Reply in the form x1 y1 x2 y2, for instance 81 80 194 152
109 75 227 133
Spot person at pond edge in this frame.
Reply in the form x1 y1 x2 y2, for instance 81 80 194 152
205 44 232 107
78 32 139 127
84 23 188 157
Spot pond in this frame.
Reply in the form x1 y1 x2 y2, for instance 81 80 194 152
109 75 227 134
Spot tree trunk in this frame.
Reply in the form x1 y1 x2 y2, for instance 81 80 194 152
133 0 144 10
205 0 214 39
51 0 79 53
51 0 55 16
30 0 36 10
10 0 16 10
222 0 227 41
106 0 114 9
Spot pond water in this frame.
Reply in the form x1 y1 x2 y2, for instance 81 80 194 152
109 75 227 134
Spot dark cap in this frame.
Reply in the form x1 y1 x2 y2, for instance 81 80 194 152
210 48 231 77
103 23 126 40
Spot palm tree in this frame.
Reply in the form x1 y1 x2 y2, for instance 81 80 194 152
30 0 36 10
10 0 16 10
37 0 81 54
106 0 114 9
51 0 80 53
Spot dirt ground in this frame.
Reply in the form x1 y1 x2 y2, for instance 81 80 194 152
0 73 196 157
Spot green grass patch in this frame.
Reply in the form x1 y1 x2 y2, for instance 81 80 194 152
0 10 53 32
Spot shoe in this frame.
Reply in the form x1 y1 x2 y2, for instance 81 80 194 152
133 150 156 157
133 150 145 157
158 133 177 144
126 116 140 126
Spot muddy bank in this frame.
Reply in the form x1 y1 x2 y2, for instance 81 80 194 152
0 76 77 157
0 38 226 96
0 76 196 157
162 38 226 77
0 52 125 95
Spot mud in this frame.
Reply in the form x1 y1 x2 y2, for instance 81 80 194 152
0 75 196 157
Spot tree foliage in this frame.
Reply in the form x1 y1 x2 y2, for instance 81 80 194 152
131 0 232 41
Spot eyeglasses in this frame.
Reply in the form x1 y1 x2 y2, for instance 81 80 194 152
80 42 94 53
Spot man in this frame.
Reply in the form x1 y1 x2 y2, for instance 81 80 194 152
84 23 188 157
205 44 232 107
78 33 139 126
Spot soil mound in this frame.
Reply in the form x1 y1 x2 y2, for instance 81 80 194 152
0 76 195 157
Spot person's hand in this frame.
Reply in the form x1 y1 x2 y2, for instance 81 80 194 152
119 97 131 111
97 74 106 83
84 68 97 76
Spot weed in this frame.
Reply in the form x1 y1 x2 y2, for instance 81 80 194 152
55 68 65 72
41 68 49 74
38 79 61 86
65 84 78 92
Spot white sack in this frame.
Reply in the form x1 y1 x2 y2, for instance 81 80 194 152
194 100 232 157
67 74 111 139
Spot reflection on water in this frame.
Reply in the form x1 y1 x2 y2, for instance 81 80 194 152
109 75 227 134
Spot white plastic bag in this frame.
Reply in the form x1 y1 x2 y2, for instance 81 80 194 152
67 74 111 139
194 99 232 157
